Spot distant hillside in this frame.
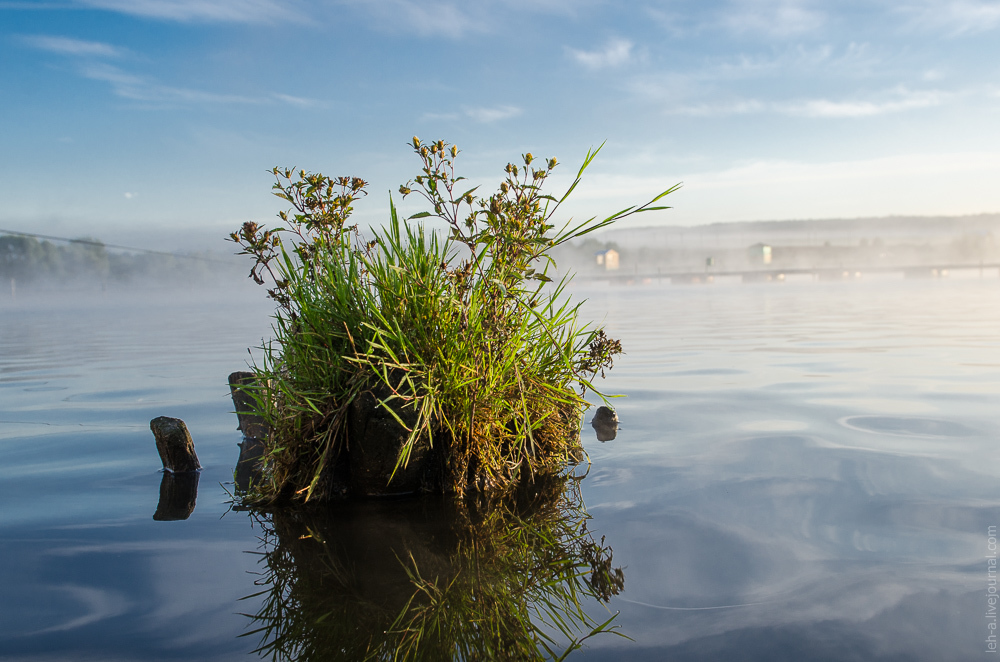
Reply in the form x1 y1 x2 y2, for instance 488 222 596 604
600 213 1000 250
0 233 245 290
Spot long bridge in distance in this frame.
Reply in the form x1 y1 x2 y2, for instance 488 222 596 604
579 262 1000 285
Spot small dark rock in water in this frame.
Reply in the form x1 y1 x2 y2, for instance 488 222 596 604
153 471 199 521
591 406 619 442
151 416 201 472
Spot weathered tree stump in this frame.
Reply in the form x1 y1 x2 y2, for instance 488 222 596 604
235 436 266 493
153 472 200 521
150 416 201 472
227 371 440 498
229 372 269 492
348 388 431 496
228 371 270 440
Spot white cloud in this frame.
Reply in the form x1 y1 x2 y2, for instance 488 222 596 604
463 105 522 123
21 35 124 58
567 38 634 70
720 0 826 37
665 87 949 118
73 0 303 24
898 0 1000 36
123 192 137 199
625 43 883 113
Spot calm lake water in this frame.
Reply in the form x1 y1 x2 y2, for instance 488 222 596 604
2 276 999 660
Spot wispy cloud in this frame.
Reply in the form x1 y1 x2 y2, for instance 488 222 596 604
339 0 485 38
421 105 523 123
73 0 303 24
21 34 124 58
79 62 264 105
0 2 76 8
19 34 321 108
271 93 326 108
341 0 602 39
705 43 877 80
25 585 129 635
463 105 522 123
567 38 634 70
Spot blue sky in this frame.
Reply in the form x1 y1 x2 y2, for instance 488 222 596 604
2 0 999 249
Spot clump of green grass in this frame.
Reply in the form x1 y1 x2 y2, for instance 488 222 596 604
232 138 677 503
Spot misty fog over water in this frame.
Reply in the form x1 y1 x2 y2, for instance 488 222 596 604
1 274 999 659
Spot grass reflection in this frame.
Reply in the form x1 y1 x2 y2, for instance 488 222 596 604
239 474 625 661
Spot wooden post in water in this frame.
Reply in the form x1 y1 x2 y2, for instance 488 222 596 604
228 372 268 492
150 416 201 473
228 371 270 440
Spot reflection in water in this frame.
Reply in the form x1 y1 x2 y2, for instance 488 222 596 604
591 406 619 442
240 476 625 661
840 415 976 437
152 471 199 521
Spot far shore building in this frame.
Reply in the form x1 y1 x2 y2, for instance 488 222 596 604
595 248 620 270
747 243 772 265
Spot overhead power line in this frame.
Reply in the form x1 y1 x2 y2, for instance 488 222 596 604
0 227 237 265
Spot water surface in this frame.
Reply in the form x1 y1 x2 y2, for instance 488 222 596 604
2 278 999 660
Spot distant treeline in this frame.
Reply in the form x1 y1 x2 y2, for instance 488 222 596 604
553 222 1000 274
0 234 244 288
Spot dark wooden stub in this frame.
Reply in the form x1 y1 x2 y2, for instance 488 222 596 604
235 436 266 493
229 372 268 492
228 371 270 440
150 416 201 473
153 472 200 521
